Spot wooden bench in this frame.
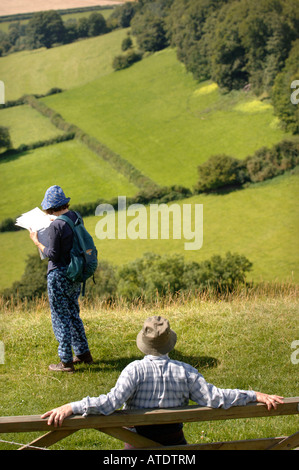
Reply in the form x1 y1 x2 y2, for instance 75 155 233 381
0 397 298 450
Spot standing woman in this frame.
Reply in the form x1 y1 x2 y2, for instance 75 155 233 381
29 185 93 373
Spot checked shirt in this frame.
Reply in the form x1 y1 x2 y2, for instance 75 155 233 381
71 355 256 416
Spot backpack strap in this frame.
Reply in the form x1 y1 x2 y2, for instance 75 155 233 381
56 213 77 231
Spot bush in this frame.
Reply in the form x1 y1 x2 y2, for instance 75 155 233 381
2 251 252 303
194 154 248 193
117 252 186 302
1 254 48 301
195 140 299 193
245 140 299 183
0 126 12 152
117 251 252 302
85 260 118 301
0 217 22 232
112 50 142 71
184 252 253 293
122 35 133 51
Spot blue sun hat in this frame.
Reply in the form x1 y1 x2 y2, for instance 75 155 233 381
41 185 71 210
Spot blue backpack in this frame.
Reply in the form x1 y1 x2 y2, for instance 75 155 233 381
57 212 98 296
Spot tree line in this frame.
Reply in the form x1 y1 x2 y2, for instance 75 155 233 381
114 0 299 134
0 9 114 54
1 1 298 132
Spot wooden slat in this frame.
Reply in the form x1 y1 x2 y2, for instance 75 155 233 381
266 431 299 450
1 397 298 434
18 429 77 450
96 427 162 448
140 436 287 451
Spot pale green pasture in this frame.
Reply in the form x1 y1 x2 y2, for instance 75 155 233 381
0 139 137 221
0 28 129 100
0 104 64 147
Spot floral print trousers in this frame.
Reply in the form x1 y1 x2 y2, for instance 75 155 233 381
47 268 89 363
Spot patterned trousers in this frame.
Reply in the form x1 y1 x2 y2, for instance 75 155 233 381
47 268 89 363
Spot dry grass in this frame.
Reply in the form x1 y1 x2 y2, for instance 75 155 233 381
0 285 298 449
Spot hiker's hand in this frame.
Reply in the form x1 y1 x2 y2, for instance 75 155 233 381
255 392 284 410
29 229 38 245
41 404 73 427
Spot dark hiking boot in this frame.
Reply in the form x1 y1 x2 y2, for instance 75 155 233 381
48 361 75 373
73 351 93 365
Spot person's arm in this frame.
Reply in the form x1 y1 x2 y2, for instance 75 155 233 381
41 362 140 427
188 370 283 410
29 230 46 253
30 222 62 260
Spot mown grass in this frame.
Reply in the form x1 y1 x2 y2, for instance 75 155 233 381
0 289 298 450
42 48 291 188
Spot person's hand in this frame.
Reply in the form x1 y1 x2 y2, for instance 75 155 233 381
255 392 284 410
41 404 73 427
29 229 39 245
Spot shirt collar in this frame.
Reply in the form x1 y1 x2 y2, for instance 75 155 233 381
145 354 169 360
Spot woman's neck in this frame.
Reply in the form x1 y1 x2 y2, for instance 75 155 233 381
52 208 69 216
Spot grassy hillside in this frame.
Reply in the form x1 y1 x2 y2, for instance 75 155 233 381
0 28 129 101
0 104 65 147
42 48 290 188
1 170 298 290
85 170 299 284
0 139 137 221
0 294 298 449
0 29 297 291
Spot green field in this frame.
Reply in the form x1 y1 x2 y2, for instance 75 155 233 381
42 48 290 188
0 27 297 291
0 104 65 147
0 294 298 449
1 170 298 290
0 28 129 101
0 8 114 33
86 170 299 284
0 11 298 453
0 139 137 221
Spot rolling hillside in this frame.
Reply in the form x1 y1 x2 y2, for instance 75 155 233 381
0 27 130 100
0 170 298 290
0 26 297 290
42 48 290 188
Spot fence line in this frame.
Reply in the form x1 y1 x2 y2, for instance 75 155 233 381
0 397 298 450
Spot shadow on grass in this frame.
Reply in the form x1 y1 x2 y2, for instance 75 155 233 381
74 350 219 373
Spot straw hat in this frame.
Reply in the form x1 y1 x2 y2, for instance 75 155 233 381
136 316 177 356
